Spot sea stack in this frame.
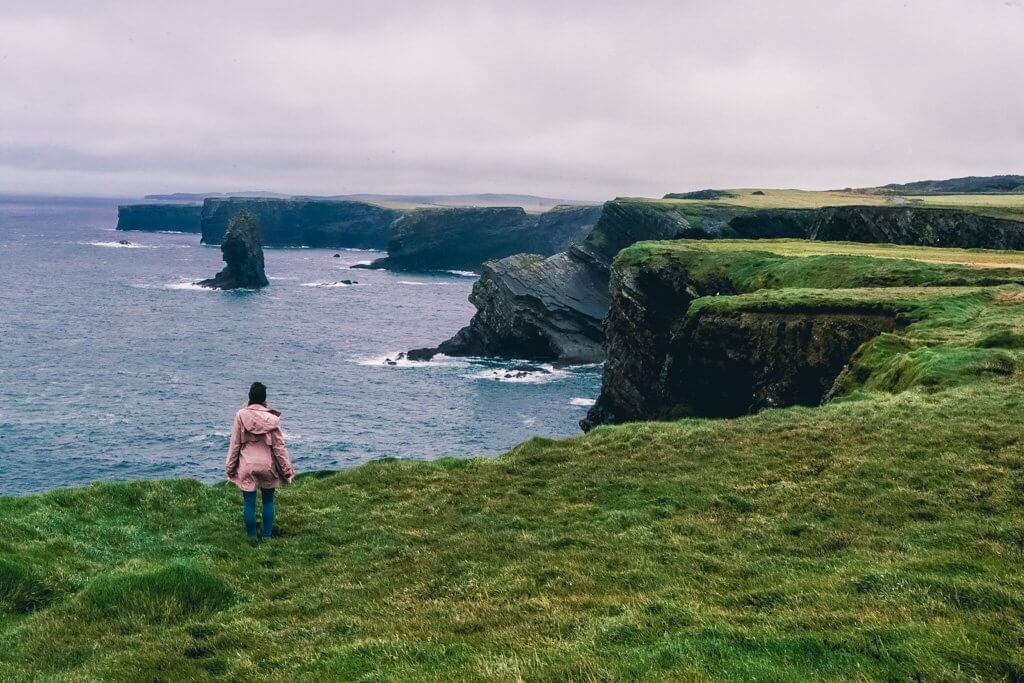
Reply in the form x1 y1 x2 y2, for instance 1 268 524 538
197 211 269 290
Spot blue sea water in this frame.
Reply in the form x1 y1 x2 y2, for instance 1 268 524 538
0 196 601 495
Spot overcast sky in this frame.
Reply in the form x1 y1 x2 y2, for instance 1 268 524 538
1 0 1022 200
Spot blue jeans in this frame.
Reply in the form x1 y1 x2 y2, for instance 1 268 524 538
242 488 276 540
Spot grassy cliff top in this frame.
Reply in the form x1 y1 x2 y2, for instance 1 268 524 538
620 188 1024 221
621 238 1024 270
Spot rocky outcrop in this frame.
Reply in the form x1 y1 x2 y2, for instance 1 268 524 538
436 252 610 362
116 204 202 233
364 204 601 271
585 290 899 428
197 211 268 290
663 307 899 419
807 206 1024 249
424 200 695 362
200 198 400 249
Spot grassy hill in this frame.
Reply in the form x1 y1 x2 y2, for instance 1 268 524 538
4 241 1024 680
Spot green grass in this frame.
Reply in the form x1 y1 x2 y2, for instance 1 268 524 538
617 240 1024 292
5 240 1024 680
3 385 1024 680
626 188 1024 221
680 238 1024 269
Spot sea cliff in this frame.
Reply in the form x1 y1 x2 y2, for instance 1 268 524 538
364 204 601 271
427 188 1024 364
116 203 203 233
583 240 1024 429
200 198 401 249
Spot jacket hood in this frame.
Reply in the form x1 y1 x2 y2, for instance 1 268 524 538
238 404 281 434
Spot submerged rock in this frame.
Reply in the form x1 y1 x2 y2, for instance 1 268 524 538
509 363 551 374
197 211 269 290
406 347 438 362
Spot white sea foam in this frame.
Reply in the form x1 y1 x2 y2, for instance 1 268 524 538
354 353 469 368
569 397 597 407
268 276 299 281
83 240 151 249
446 270 479 278
163 281 213 291
397 280 455 286
466 364 568 384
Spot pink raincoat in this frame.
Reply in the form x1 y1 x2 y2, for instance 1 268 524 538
226 404 295 492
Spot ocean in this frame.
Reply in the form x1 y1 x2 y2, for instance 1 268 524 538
0 196 601 495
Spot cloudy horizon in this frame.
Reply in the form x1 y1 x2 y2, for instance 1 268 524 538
1 0 1022 201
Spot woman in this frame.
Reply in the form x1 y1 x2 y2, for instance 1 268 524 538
226 382 295 541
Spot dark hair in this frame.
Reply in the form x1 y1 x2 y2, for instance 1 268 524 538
248 382 267 405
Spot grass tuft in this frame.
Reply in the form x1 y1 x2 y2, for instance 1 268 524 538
0 559 54 614
78 561 235 624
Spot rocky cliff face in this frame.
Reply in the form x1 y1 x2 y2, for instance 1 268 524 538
585 289 898 428
725 209 817 239
200 198 400 249
583 243 1024 430
658 307 899 418
426 200 693 362
436 252 610 362
116 204 202 233
807 206 1024 249
197 211 269 290
365 204 601 271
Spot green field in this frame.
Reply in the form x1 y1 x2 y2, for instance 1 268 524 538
684 238 1024 269
4 240 1024 680
634 188 1024 221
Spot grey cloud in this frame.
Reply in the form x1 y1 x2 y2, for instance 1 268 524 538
0 0 1021 199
